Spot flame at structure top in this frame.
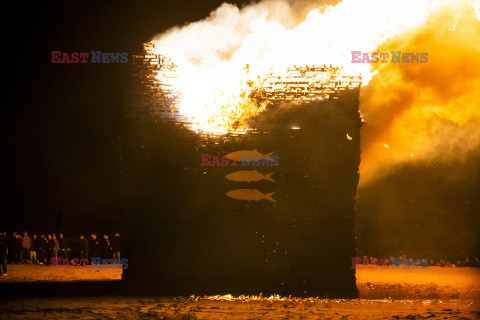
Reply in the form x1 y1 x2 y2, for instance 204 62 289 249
138 0 480 184
145 0 444 134
133 42 362 133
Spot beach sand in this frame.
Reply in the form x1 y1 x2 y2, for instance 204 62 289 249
0 265 479 319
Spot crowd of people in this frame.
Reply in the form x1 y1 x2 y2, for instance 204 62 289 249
0 232 122 276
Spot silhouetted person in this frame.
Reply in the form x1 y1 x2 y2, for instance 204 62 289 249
46 235 54 265
101 234 111 258
6 233 14 264
52 234 60 258
30 234 38 264
21 232 31 263
90 234 100 257
79 235 89 262
38 235 47 264
112 233 122 260
58 233 69 260
0 234 8 275
14 234 22 264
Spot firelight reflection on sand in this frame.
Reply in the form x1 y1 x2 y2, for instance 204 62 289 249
150 0 480 184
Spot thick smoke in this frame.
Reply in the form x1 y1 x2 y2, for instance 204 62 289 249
356 1 480 258
359 0 480 185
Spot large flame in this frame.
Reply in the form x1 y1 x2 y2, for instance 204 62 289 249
359 0 480 184
151 0 438 132
150 0 480 184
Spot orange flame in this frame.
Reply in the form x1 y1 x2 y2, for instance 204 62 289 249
359 0 480 184
148 0 480 184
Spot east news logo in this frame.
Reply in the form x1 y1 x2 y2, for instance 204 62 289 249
201 150 278 202
51 51 128 63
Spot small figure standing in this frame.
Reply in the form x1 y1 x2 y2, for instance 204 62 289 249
52 234 60 258
21 232 31 264
79 235 89 265
58 233 69 260
0 233 8 275
112 233 122 260
30 234 38 264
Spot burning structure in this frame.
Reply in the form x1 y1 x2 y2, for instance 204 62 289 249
120 42 362 297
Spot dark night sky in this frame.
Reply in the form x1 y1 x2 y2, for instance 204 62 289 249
4 0 254 233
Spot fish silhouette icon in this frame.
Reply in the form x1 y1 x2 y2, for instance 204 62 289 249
224 150 274 162
226 189 276 202
225 170 275 182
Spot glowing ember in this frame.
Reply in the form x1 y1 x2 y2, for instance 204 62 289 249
190 294 344 303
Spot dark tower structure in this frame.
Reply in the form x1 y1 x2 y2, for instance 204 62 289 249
120 42 362 297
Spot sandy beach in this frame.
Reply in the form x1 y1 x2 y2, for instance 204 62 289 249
0 265 479 319
0 296 478 320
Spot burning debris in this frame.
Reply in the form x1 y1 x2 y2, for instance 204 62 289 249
130 41 362 134
260 66 361 103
